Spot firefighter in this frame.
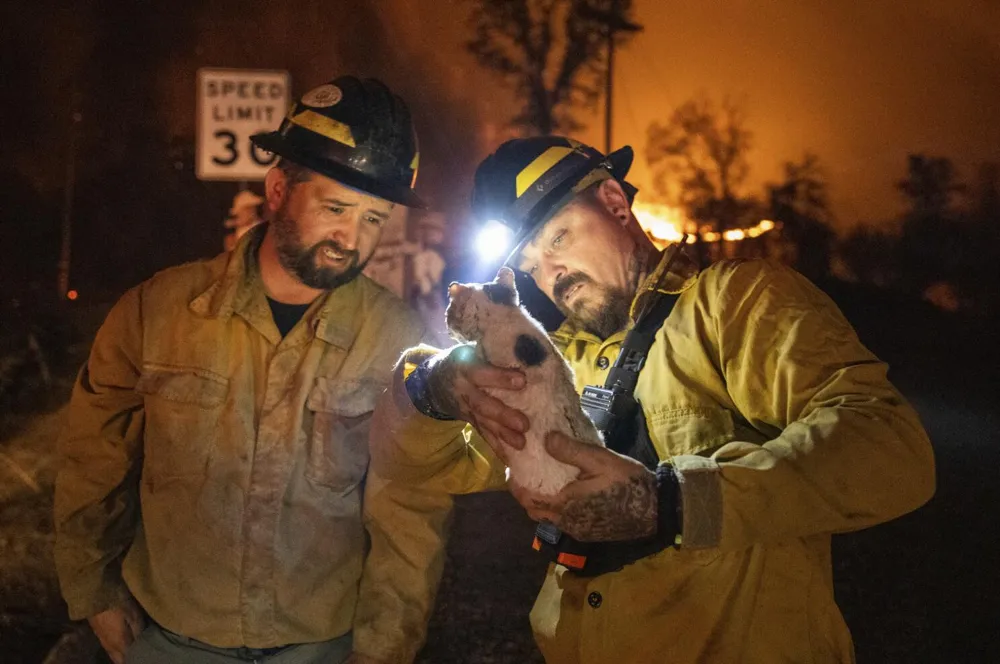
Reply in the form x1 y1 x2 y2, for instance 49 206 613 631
54 76 436 664
366 136 935 663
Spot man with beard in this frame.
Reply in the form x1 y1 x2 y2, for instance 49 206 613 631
54 77 438 664
365 136 935 662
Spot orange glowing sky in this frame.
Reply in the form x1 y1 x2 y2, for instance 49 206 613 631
383 0 1000 231
37 0 994 236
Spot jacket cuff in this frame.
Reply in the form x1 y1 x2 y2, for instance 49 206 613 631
389 348 470 446
672 455 722 549
60 570 132 620
368 347 474 483
404 357 456 421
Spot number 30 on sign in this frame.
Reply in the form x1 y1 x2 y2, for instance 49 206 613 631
197 68 291 182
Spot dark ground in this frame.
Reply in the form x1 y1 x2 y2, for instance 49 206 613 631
2 283 999 663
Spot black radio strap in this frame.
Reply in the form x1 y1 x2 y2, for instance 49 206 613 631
606 292 679 393
598 292 678 469
532 245 690 577
533 290 681 575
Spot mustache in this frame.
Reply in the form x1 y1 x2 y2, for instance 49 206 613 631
552 272 590 306
311 240 359 264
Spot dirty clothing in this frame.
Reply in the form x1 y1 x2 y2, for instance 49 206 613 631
54 224 428 658
367 248 935 663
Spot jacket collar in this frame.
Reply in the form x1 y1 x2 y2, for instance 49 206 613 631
550 241 700 347
189 223 364 350
189 224 264 321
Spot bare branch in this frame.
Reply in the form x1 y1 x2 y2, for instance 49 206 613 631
646 95 756 228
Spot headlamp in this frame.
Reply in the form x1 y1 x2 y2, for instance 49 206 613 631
474 219 515 263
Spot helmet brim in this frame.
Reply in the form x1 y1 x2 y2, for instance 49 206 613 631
251 131 428 209
502 145 635 267
607 145 634 181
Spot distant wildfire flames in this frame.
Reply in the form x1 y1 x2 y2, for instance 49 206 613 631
632 202 777 248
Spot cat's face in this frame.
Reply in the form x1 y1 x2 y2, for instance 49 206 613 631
446 268 520 343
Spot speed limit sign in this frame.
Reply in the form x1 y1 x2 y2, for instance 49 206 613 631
196 68 290 181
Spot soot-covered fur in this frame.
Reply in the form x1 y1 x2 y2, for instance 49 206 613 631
446 267 604 495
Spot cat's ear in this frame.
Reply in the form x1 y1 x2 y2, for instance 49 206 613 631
484 268 519 306
496 267 519 305
496 267 517 291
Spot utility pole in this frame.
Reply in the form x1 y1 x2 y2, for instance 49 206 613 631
581 1 642 154
58 106 82 299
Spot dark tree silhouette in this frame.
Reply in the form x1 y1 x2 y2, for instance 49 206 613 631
971 163 1000 314
836 156 999 315
948 162 1000 314
972 162 999 226
897 154 964 219
646 96 760 263
767 153 835 282
838 226 896 287
895 154 965 295
466 0 637 134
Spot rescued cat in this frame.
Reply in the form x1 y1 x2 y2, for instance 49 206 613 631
446 267 604 496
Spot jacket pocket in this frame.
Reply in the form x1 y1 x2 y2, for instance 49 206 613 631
136 364 229 480
646 405 736 457
304 377 383 491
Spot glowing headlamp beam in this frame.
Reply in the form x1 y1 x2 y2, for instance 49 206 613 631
475 219 515 262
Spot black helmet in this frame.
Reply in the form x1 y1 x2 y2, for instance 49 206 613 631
471 136 636 262
251 76 425 208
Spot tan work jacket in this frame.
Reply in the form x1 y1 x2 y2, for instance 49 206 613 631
54 225 429 656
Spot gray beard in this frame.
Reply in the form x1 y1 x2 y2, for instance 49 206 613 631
564 285 633 339
559 253 643 340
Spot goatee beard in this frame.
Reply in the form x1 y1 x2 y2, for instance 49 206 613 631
558 253 642 339
564 284 632 339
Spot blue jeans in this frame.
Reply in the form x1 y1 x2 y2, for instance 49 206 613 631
124 623 353 664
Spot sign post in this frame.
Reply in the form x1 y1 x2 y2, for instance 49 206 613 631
196 68 290 182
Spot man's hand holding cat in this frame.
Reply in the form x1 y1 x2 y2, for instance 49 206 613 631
512 431 659 542
425 345 530 460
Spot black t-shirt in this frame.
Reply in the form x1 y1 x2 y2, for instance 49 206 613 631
266 296 312 338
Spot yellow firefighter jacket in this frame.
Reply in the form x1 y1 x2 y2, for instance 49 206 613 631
366 247 935 663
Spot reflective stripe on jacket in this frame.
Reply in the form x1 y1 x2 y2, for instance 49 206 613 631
368 249 935 663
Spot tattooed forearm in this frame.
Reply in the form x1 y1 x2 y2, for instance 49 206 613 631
560 471 658 542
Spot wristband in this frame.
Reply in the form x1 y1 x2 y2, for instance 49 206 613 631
655 464 683 547
404 359 456 421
